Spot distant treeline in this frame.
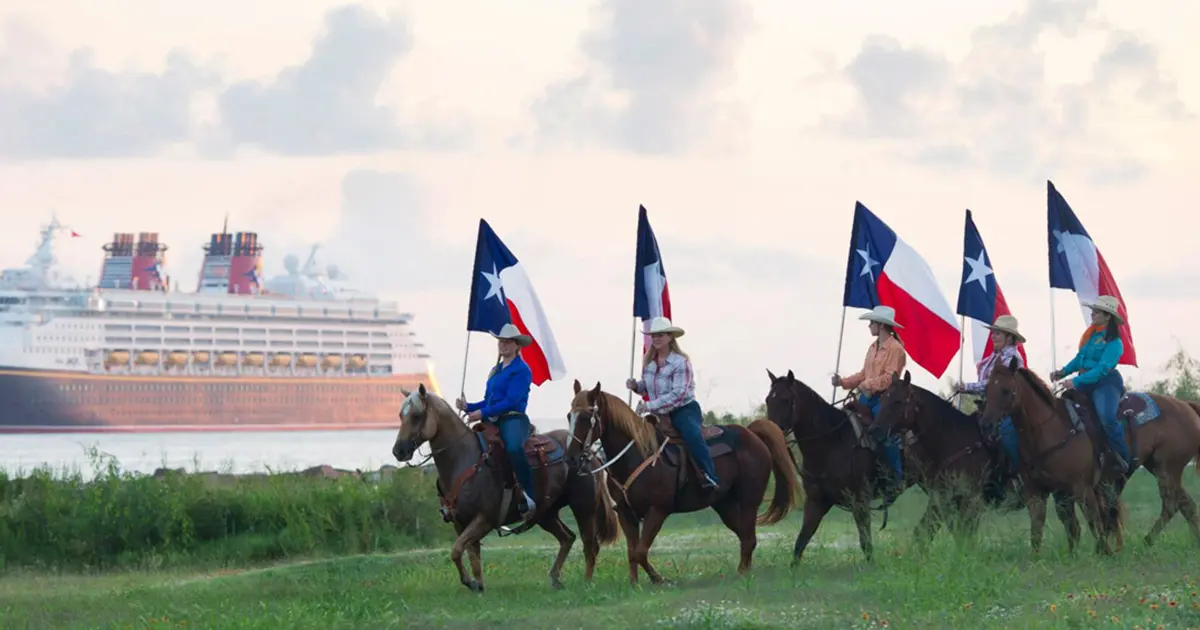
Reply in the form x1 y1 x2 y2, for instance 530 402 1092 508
0 450 451 572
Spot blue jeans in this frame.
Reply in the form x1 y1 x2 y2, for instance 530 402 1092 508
860 393 902 480
671 400 719 484
998 416 1019 466
1077 371 1128 465
495 414 535 498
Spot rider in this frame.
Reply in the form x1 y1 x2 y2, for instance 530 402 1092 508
455 323 538 517
831 305 908 501
625 316 720 490
1049 295 1130 474
955 314 1025 476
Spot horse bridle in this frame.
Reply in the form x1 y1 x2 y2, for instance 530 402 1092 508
567 404 632 476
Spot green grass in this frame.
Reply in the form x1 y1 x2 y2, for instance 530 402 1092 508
6 470 1200 629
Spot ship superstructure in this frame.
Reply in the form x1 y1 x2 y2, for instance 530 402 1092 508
0 217 439 432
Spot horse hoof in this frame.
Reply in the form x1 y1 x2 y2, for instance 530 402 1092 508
550 579 565 590
464 580 484 593
1143 535 1154 547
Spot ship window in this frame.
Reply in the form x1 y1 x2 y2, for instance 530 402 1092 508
215 327 238 334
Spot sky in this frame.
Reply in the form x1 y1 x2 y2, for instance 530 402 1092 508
1 0 1197 426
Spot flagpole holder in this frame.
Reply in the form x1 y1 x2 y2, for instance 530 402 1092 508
831 306 847 403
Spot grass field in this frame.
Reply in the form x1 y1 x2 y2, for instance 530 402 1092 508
5 470 1200 629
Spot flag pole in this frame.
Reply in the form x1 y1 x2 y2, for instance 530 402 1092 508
1048 286 1057 373
627 317 639 406
831 306 848 402
458 331 472 412
956 315 966 410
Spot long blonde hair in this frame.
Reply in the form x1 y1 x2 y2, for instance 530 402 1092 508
642 337 690 369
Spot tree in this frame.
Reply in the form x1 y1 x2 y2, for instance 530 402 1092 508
1146 349 1200 401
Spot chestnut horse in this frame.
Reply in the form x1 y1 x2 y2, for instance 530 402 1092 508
982 358 1200 552
871 371 1080 549
565 381 799 584
763 369 917 564
392 384 620 592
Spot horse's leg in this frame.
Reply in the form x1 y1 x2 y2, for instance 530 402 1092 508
1025 488 1048 554
452 514 492 592
568 484 601 583
633 507 670 585
1145 465 1183 547
467 540 483 586
713 496 757 575
1051 492 1080 554
852 501 873 562
1177 485 1200 545
1078 486 1112 555
536 511 576 590
914 489 943 550
791 494 832 567
616 502 642 586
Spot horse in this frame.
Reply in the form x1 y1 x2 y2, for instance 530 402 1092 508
763 369 917 564
982 358 1200 552
391 383 620 592
565 380 798 585
870 370 1080 549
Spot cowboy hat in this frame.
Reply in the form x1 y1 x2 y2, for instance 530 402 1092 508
858 305 903 329
491 323 533 347
1083 295 1125 325
645 316 685 338
983 314 1026 344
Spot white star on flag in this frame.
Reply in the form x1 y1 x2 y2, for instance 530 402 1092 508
481 264 505 304
857 248 878 282
963 250 993 290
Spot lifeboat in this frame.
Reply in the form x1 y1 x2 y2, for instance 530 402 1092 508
135 351 160 365
167 351 189 366
270 353 292 367
243 352 265 367
297 354 317 368
192 351 211 364
347 354 366 369
217 352 238 366
321 354 343 369
105 351 130 365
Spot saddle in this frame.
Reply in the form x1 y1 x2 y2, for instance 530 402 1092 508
1059 389 1152 473
473 422 565 491
644 412 735 485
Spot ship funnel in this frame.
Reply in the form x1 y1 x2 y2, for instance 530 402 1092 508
196 231 232 293
130 232 168 292
98 233 135 289
227 231 263 295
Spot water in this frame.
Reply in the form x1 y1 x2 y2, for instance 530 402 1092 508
2 430 404 479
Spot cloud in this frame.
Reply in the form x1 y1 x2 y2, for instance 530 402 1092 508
209 5 469 156
529 0 753 154
0 20 217 159
833 0 1190 182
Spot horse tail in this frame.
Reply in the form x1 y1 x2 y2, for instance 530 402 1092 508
747 419 801 525
1189 402 1200 476
593 468 621 545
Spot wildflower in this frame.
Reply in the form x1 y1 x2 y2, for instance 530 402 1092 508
1150 604 1159 610
1088 609 1097 618
1048 603 1057 613
1170 601 1179 608
862 612 870 620
963 603 972 610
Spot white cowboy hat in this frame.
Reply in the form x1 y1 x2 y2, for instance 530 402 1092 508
983 314 1026 344
858 305 903 329
1083 295 1125 325
491 323 533 347
645 316 685 338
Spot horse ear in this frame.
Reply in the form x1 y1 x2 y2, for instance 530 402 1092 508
891 372 900 385
786 369 795 383
587 382 602 405
573 379 582 394
903 370 911 384
1007 357 1019 371
418 383 427 399
767 368 777 383
400 387 411 397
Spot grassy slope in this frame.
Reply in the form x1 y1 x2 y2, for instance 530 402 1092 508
6 471 1200 629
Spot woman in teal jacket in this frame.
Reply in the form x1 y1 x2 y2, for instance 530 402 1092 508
1049 295 1129 473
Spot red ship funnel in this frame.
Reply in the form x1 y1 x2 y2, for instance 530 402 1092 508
129 232 168 291
227 231 263 295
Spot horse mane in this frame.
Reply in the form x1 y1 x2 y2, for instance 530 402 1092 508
786 375 847 429
402 389 459 425
599 391 660 457
1015 367 1057 408
905 382 976 427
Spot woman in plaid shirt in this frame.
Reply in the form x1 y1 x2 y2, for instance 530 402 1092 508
955 314 1026 477
625 317 719 490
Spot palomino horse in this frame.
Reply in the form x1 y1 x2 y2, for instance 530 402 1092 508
871 371 1080 549
392 384 619 592
982 358 1200 552
565 381 798 584
763 369 917 564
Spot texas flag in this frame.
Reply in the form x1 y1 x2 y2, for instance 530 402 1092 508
955 209 1027 374
632 205 671 351
1047 180 1137 366
843 201 961 378
467 219 567 385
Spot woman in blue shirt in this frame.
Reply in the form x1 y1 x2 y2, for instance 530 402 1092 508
1049 295 1129 473
455 323 537 517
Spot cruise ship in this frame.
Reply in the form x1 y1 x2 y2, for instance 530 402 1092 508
0 217 440 433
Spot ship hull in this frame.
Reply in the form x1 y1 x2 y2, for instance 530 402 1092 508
0 369 435 433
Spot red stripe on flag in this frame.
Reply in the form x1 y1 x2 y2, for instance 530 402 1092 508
506 300 552 385
1094 250 1137 367
876 272 960 378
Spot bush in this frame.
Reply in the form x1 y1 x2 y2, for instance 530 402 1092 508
0 450 452 572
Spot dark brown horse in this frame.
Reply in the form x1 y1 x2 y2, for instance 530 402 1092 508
982 358 1200 552
392 384 620 592
565 380 799 584
763 369 917 564
871 370 1079 548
